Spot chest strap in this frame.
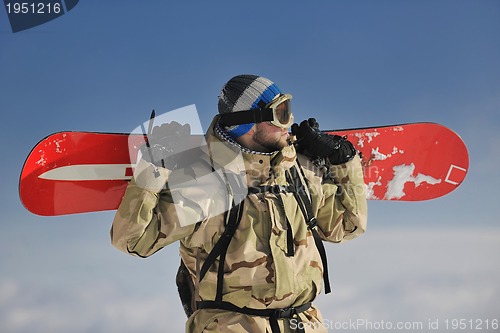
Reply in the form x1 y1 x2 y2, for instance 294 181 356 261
247 184 296 195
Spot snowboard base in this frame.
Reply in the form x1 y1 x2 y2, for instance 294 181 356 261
19 123 469 216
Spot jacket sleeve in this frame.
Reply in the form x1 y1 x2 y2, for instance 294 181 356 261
110 159 198 257
301 154 368 243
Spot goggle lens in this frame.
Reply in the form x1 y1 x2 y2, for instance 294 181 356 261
275 99 291 125
218 93 293 129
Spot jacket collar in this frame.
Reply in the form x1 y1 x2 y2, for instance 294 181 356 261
205 116 297 184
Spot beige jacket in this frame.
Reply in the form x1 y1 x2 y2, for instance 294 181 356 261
111 117 368 332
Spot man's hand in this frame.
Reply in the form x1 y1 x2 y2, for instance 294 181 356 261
140 121 191 169
291 118 357 165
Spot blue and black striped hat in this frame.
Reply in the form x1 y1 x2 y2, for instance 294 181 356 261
218 74 282 138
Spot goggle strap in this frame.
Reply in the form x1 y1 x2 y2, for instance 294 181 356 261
219 108 274 127
257 100 267 109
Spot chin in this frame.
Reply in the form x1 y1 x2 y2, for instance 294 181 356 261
278 138 290 149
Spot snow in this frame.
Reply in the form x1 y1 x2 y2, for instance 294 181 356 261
371 147 388 161
391 146 404 155
35 150 46 166
365 176 382 200
385 163 441 200
414 173 442 187
53 139 65 154
354 131 380 148
365 131 380 143
35 136 67 166
354 133 365 148
370 146 403 161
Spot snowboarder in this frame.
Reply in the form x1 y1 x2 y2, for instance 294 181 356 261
111 74 368 332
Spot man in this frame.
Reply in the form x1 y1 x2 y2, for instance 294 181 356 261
111 74 368 332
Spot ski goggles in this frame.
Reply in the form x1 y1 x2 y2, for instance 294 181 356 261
219 93 294 129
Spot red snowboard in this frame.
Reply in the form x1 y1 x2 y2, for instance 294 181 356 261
19 123 469 216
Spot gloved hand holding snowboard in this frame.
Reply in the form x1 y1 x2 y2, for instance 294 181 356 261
291 118 357 165
140 121 191 169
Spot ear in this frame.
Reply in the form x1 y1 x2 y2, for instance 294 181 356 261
234 124 257 149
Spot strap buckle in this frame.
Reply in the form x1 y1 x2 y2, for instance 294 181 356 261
274 307 296 319
307 217 318 230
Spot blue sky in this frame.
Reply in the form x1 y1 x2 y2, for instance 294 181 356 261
1 1 499 332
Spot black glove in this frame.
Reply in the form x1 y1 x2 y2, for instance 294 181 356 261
291 118 357 165
140 121 191 168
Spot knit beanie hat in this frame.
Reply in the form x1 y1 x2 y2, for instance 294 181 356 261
218 74 282 138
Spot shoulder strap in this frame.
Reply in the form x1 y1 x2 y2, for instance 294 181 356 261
198 169 246 302
286 164 332 294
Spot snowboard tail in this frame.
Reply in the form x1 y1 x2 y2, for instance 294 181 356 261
19 123 469 216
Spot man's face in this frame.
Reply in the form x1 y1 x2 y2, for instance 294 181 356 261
252 122 290 152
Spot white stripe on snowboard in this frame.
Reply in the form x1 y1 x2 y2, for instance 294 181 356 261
38 164 135 181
